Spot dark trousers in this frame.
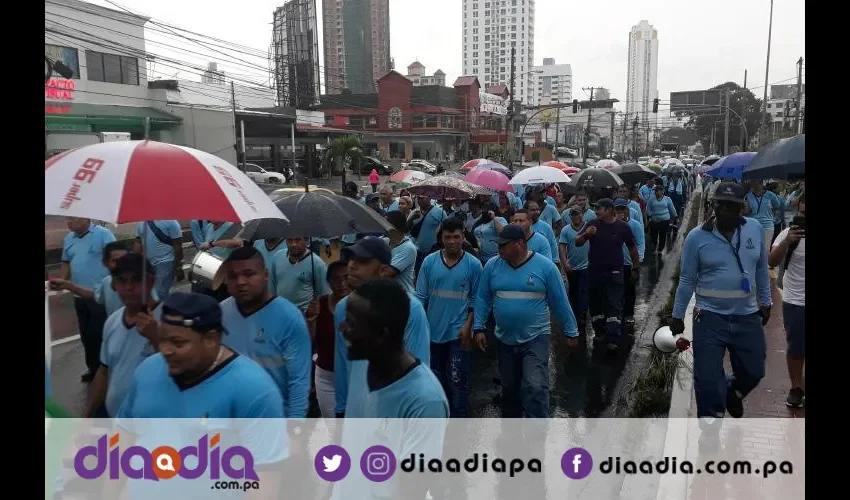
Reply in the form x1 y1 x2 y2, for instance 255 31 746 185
771 223 783 245
73 297 107 375
497 334 550 418
567 268 589 336
622 265 637 319
649 219 671 252
588 269 625 342
430 340 471 417
371 183 379 193
692 309 766 419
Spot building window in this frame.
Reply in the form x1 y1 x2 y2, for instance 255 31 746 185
45 44 81 79
86 50 139 85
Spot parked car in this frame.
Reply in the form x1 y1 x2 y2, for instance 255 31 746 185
401 159 438 174
243 163 288 184
351 156 393 175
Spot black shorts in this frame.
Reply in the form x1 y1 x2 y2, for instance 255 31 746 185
782 301 805 359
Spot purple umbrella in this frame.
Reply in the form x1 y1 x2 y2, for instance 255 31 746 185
466 161 512 178
465 167 511 192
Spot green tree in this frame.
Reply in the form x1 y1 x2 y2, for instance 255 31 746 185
685 82 763 152
324 135 363 176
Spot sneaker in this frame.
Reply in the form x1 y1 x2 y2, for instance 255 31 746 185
606 342 619 352
785 387 805 408
726 388 744 418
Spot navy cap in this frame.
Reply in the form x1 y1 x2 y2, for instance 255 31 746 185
613 198 630 208
161 292 224 333
111 252 155 278
594 198 614 208
341 237 392 265
712 182 746 203
496 224 526 244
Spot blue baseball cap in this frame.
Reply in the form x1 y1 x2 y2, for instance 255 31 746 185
161 292 225 333
613 198 630 208
341 237 392 265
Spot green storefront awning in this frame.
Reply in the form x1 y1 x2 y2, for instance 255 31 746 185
45 102 182 133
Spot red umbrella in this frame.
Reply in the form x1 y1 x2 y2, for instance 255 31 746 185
465 167 511 192
460 158 496 172
542 161 580 175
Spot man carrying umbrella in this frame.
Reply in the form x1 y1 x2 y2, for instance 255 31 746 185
269 237 330 313
409 195 447 276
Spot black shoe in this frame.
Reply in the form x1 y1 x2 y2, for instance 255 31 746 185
606 342 619 352
726 388 744 418
786 387 805 408
81 371 95 383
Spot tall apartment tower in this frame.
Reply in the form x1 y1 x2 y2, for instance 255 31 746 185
272 0 321 107
625 20 659 126
322 0 391 94
462 0 536 105
530 57 571 106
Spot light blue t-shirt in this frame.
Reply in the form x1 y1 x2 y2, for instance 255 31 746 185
647 196 678 222
220 296 312 418
383 199 400 214
345 361 449 418
136 220 181 265
473 252 578 344
62 224 116 289
190 220 206 248
532 220 559 264
473 217 508 262
558 223 589 271
622 218 646 266
100 304 163 417
253 239 288 270
387 237 417 294
414 206 447 253
539 203 561 228
527 232 553 261
269 251 330 312
745 191 781 230
94 275 123 317
559 207 595 228
203 222 238 259
415 251 483 344
639 184 653 203
334 292 431 414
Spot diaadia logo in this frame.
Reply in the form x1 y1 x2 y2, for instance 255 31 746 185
74 433 258 481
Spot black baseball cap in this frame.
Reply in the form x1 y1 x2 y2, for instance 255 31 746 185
496 224 526 244
111 252 155 278
594 198 614 209
568 206 583 216
365 193 381 204
613 198 630 208
712 182 746 203
161 292 225 333
341 237 392 265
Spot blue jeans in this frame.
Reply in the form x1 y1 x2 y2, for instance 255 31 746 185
153 261 175 301
497 334 550 418
692 309 766 418
430 340 471 417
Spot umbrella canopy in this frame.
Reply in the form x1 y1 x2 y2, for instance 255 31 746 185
44 140 287 223
595 159 620 170
407 176 476 200
439 172 493 196
465 167 511 192
236 191 393 241
703 152 757 181
389 169 431 187
542 161 580 175
465 161 512 178
509 166 571 186
743 134 805 180
460 158 497 172
567 168 625 191
611 163 658 185
647 163 663 173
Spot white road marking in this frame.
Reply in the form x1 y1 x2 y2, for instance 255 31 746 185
51 335 80 347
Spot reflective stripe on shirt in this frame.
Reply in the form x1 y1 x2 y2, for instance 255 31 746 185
432 289 468 300
696 287 753 299
495 291 546 300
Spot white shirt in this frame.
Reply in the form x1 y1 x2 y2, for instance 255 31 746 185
772 228 805 306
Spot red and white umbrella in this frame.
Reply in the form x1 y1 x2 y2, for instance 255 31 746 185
542 161 580 175
595 159 620 170
44 141 287 223
460 158 496 172
389 169 431 186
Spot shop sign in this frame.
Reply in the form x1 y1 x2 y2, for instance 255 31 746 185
45 78 75 100
480 93 507 115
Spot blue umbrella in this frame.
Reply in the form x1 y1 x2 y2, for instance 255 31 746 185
743 134 805 180
704 152 757 181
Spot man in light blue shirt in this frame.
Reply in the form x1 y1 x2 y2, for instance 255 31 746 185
383 211 417 294
618 184 645 228
84 253 161 418
666 173 686 217
561 190 596 227
639 179 654 205
615 199 645 327
511 209 552 260
135 219 183 300
744 182 781 254
473 225 578 418
270 237 330 312
415 217 482 417
60 217 116 382
671 183 772 423
379 184 400 214
559 207 591 338
334 238 431 416
410 195 446 276
220 246 312 424
525 200 561 268
49 241 128 318
647 186 678 254
189 220 207 249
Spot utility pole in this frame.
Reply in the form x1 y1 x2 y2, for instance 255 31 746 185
761 0 775 141
609 112 615 157
582 87 595 162
743 69 747 89
622 113 628 158
724 90 731 155
632 114 639 158
231 81 242 170
794 57 803 134
507 47 516 165
553 105 561 155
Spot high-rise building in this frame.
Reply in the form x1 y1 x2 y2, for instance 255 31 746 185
625 20 659 126
322 0 391 94
201 62 225 85
273 0 321 107
530 57 571 106
462 0 535 105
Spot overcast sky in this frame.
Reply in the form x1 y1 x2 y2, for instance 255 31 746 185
84 0 805 111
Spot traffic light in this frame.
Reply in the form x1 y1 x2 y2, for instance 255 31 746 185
652 98 659 113
572 99 579 114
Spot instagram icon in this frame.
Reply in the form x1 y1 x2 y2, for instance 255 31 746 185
360 446 397 482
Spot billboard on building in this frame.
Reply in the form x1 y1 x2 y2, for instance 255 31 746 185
480 93 508 115
669 90 722 113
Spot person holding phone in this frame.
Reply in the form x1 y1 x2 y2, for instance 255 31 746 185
769 193 806 409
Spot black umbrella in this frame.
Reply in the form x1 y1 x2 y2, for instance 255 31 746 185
567 168 625 191
236 191 393 241
742 134 805 180
611 163 658 185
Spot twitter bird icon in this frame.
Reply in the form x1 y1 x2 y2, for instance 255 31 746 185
314 445 351 482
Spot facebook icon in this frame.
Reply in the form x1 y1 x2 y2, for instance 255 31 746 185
561 448 593 479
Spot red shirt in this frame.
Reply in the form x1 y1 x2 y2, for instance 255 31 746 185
314 295 336 371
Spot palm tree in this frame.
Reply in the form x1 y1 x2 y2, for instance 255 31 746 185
324 135 364 185
538 109 556 146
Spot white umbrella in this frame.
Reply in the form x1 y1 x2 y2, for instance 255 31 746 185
509 166 571 185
